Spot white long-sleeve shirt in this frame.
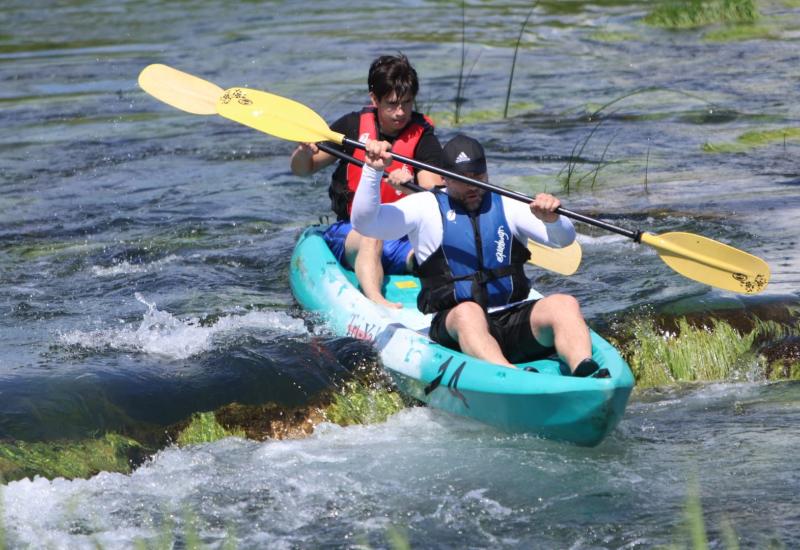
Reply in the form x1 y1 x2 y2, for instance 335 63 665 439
351 165 576 264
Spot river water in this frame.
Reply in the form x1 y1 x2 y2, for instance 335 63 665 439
2 0 799 548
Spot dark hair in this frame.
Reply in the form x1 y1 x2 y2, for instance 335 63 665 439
367 54 419 101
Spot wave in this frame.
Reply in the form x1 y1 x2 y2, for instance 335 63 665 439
58 293 308 360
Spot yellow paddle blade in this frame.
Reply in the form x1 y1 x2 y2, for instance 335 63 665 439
527 240 582 276
640 232 769 294
138 64 223 115
215 87 345 145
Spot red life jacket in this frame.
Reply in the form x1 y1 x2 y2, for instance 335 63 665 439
343 107 434 216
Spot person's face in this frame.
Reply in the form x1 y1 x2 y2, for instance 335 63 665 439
445 172 488 212
371 91 414 136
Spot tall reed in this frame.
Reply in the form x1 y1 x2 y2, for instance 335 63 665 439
454 0 467 124
504 4 538 119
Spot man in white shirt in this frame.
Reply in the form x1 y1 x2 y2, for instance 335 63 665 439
351 134 607 377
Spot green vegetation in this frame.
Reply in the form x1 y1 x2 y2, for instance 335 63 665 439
704 23 776 41
0 433 143 481
703 127 800 153
428 102 541 127
324 381 405 427
175 412 246 447
620 315 800 388
623 317 759 387
386 525 412 550
7 240 101 261
675 474 789 548
504 5 537 119
684 476 710 549
129 508 238 550
589 31 640 42
644 0 759 29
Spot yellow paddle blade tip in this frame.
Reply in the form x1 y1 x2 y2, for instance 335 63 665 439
138 64 223 115
640 232 770 294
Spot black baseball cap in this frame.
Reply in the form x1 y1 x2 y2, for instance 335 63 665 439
441 134 487 175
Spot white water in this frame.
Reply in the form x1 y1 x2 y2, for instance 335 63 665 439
58 293 308 360
3 382 799 548
90 255 181 277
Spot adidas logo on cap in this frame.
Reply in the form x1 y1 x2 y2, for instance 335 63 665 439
455 151 471 164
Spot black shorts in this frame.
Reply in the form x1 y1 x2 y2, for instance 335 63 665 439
428 300 556 364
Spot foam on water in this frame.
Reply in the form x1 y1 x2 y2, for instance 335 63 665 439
2 383 799 548
575 232 629 246
58 293 308 360
90 255 180 277
0 408 456 548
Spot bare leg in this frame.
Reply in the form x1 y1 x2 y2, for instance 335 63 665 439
529 294 592 372
344 230 402 309
445 301 514 367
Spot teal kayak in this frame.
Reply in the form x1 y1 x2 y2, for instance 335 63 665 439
290 226 634 446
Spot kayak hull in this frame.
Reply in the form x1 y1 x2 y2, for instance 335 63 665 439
290 226 634 446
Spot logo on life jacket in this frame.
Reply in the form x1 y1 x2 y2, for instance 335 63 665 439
359 132 370 143
446 209 457 222
495 225 510 262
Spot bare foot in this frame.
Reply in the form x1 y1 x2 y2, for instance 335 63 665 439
368 295 403 309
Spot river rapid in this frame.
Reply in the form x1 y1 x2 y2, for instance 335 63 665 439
2 1 799 547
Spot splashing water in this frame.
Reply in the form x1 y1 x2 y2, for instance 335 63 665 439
58 293 308 360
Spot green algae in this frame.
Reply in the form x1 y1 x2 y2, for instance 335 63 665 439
702 127 800 153
324 381 406 427
6 240 102 261
428 101 541 127
0 433 144 482
644 0 759 29
175 412 246 447
704 23 777 41
589 31 641 42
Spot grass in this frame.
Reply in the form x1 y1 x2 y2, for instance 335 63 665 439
556 87 719 194
504 5 537 119
0 433 144 482
684 475 710 549
677 474 788 548
627 319 756 387
324 380 406 426
644 0 759 29
455 0 467 125
618 314 800 388
175 412 246 447
558 118 612 194
621 317 759 387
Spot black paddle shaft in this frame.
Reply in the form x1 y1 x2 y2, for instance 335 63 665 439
341 136 641 242
317 142 427 194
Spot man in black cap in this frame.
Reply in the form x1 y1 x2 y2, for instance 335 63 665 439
351 134 606 376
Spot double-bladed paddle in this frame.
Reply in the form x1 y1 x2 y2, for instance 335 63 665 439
137 64 583 276
138 64 770 294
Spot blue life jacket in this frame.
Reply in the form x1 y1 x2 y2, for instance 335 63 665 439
416 192 531 314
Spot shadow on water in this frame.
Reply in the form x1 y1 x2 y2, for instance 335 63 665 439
0 335 380 443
